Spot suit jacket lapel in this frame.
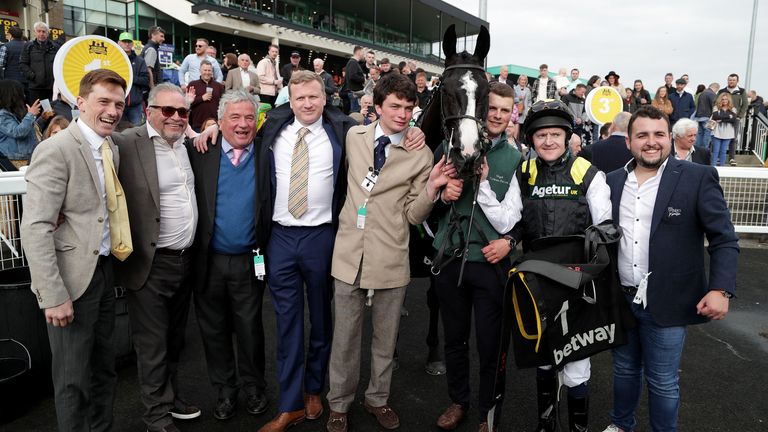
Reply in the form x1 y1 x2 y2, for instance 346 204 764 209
650 157 683 238
608 170 627 224
203 136 223 223
71 123 102 194
136 126 160 212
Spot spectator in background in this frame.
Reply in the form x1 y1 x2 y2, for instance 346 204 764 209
344 46 366 112
652 86 673 118
359 94 377 125
663 72 675 95
532 64 556 102
717 73 748 165
566 68 581 92
496 65 511 85
415 71 432 108
364 50 376 76
200 117 217 131
188 61 224 132
694 83 719 149
694 84 706 106
555 67 570 96
514 74 532 125
669 78 695 125
623 88 634 112
632 80 651 110
600 122 612 140
43 115 70 140
256 44 283 106
178 38 223 89
711 93 738 167
749 90 767 116
19 21 59 104
605 71 624 95
0 26 29 99
118 32 150 125
206 45 217 61
586 75 601 93
313 58 337 98
281 51 303 87
0 80 40 167
379 58 393 78
562 83 588 138
221 53 238 83
140 26 166 87
225 54 260 96
672 118 711 165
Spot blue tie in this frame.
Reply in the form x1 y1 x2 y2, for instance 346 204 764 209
374 136 390 172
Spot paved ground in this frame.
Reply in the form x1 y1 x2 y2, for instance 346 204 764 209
2 247 767 432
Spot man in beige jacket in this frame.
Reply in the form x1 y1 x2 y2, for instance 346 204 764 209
255 44 282 105
326 74 451 432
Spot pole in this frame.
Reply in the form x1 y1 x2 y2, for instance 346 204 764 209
479 0 487 21
745 0 758 91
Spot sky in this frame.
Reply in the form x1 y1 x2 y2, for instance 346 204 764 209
442 0 768 95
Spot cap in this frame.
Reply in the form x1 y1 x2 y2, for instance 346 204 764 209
290 51 300 57
675 78 687 85
118 32 133 42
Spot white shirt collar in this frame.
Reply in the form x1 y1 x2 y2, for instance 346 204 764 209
374 123 406 146
624 156 669 176
76 118 107 151
291 116 324 135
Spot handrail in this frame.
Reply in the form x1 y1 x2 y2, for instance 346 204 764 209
744 109 768 166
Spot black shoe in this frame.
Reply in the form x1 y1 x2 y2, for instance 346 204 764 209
214 398 237 421
246 392 269 415
170 398 201 420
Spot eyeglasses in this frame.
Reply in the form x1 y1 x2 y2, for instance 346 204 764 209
149 105 189 118
195 44 205 48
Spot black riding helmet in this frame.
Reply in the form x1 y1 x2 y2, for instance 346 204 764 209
522 99 574 145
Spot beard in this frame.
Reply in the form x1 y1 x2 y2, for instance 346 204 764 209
635 148 668 169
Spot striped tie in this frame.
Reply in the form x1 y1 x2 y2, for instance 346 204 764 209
288 127 310 219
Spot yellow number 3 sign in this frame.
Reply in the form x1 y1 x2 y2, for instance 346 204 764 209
585 86 623 126
53 35 133 105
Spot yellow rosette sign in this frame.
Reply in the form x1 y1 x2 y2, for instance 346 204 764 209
585 86 623 126
53 35 133 104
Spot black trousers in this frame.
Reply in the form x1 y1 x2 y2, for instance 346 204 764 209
194 252 266 399
47 257 116 432
435 261 506 421
126 252 193 430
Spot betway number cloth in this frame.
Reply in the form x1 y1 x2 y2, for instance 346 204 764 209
503 223 634 368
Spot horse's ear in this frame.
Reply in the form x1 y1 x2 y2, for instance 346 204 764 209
442 24 457 60
473 25 490 62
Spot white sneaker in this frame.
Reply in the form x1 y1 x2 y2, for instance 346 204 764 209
602 425 623 432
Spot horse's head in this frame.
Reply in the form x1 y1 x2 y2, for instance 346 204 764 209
439 24 491 178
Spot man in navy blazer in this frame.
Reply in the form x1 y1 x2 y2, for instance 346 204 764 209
602 106 739 432
579 112 633 173
668 78 696 125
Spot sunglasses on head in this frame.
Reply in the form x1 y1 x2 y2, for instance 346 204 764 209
150 105 189 118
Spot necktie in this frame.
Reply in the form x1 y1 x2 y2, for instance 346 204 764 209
232 148 244 166
374 136 390 172
288 127 310 219
100 140 133 261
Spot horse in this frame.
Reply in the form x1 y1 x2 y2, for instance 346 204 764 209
418 24 491 179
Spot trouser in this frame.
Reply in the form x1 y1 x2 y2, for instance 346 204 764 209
47 257 116 432
729 119 742 160
127 252 193 430
435 261 506 421
426 276 440 348
267 223 334 412
711 138 731 166
122 104 145 126
610 294 687 432
195 252 266 399
327 278 406 412
696 120 713 149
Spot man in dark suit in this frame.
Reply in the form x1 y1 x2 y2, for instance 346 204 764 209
602 106 739 432
672 118 711 165
579 112 633 173
188 89 270 422
668 78 695 125
114 83 201 432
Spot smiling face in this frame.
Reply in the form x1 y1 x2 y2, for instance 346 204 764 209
375 93 415 135
289 79 326 126
676 127 696 150
220 101 256 149
532 127 567 162
200 63 213 82
195 40 207 56
627 116 671 171
147 90 188 144
77 83 126 137
486 93 514 138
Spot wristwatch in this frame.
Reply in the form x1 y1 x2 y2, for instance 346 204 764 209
718 290 734 299
503 235 517 250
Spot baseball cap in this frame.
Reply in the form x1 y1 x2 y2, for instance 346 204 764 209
290 51 300 57
118 32 133 42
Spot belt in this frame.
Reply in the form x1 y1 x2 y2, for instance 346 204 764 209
156 247 190 256
621 285 638 295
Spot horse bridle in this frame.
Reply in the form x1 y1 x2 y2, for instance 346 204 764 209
431 63 490 147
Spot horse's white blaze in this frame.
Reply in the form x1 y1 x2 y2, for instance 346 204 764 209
458 71 478 157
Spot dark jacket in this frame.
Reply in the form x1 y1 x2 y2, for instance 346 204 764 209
668 90 695 124
749 96 767 117
531 77 557 102
0 39 28 83
19 39 59 91
319 70 337 97
280 63 303 86
688 146 712 165
579 134 632 174
607 157 739 326
140 40 163 84
695 88 717 118
126 50 150 107
345 57 365 92
258 103 357 243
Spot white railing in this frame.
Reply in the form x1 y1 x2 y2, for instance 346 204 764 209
0 170 27 270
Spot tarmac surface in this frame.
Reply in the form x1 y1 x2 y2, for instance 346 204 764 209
2 246 767 432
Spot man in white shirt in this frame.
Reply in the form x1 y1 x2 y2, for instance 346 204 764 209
178 38 223 89
114 83 201 431
225 54 260 95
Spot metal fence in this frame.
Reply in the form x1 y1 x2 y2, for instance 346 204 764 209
743 109 768 165
0 171 27 271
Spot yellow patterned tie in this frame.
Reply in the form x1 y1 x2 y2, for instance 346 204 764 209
100 140 133 261
288 127 310 219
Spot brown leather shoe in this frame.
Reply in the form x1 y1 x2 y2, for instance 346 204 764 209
304 393 324 420
257 409 306 432
362 401 400 429
436 403 466 430
326 410 348 432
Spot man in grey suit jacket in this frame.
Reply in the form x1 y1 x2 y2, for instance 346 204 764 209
225 54 261 96
21 69 128 432
114 83 201 432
